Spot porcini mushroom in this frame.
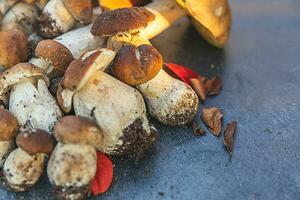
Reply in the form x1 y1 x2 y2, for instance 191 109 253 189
48 116 100 199
54 0 184 57
0 63 62 132
30 39 74 79
1 2 39 36
176 0 232 47
0 29 29 69
38 0 92 38
57 49 157 157
2 129 54 192
92 8 199 126
0 108 19 168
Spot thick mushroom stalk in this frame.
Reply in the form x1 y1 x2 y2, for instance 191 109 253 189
0 63 62 132
54 25 106 57
137 69 198 126
92 8 199 126
38 0 92 38
57 49 157 157
0 108 19 168
1 2 39 36
2 129 54 192
48 116 101 200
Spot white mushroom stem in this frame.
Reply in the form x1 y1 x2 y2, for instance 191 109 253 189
1 2 39 36
0 141 15 168
136 69 198 126
3 148 45 191
55 0 185 57
141 0 186 39
0 0 17 20
54 25 106 57
47 143 96 198
73 70 152 154
38 0 75 37
9 79 62 132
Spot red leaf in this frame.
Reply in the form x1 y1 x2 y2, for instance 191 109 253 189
91 151 113 196
164 63 199 85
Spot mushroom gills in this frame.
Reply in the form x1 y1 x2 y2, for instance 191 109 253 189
137 69 199 126
2 148 45 192
9 79 62 132
73 70 155 155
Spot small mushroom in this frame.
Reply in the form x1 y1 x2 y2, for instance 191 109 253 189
57 49 157 157
38 0 93 38
48 116 100 200
176 0 232 47
1 2 39 36
0 63 62 132
2 129 54 192
92 8 199 126
30 39 74 79
0 108 19 168
91 7 155 51
0 29 29 69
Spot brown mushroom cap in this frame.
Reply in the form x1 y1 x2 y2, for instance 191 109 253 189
0 63 49 100
185 0 232 47
62 48 115 91
91 7 155 36
0 108 19 141
62 0 92 24
111 44 163 86
0 30 28 69
54 116 103 147
16 129 54 155
35 40 74 77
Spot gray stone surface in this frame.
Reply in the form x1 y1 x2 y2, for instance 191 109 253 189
1 0 300 199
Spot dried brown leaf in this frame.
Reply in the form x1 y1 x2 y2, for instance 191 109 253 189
204 75 223 96
223 121 237 155
192 121 206 136
190 77 206 102
201 107 223 136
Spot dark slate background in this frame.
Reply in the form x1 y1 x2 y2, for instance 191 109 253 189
2 0 300 199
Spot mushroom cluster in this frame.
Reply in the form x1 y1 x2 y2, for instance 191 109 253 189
0 0 232 199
